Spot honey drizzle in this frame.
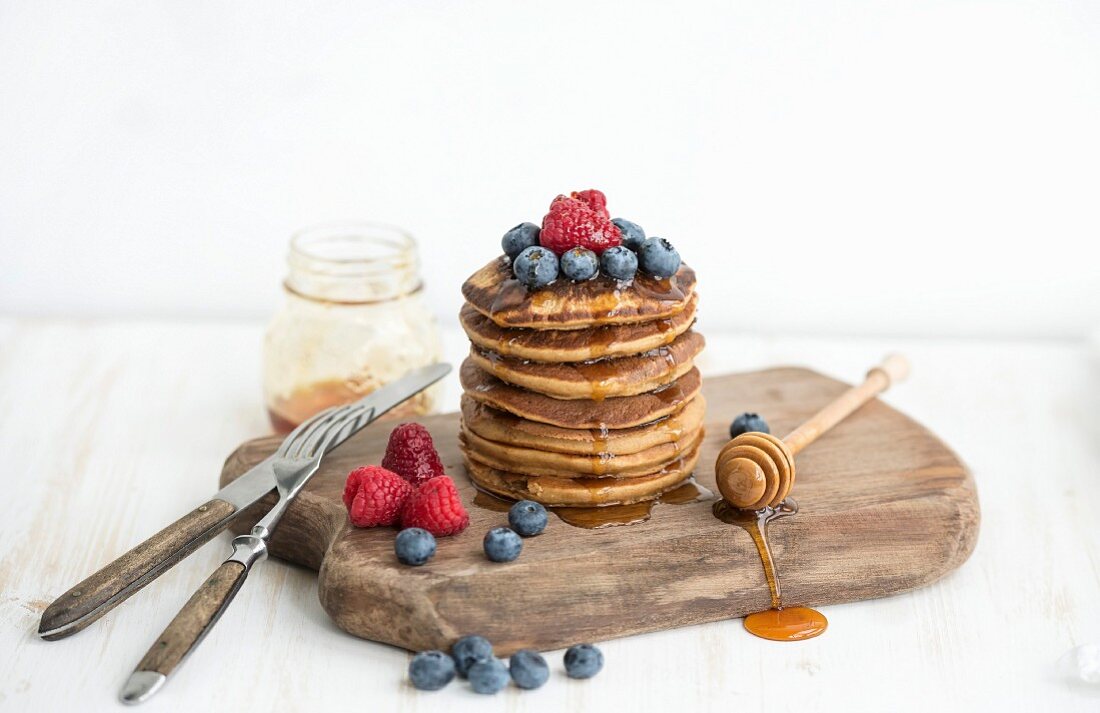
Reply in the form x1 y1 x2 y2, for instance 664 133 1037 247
588 422 610 455
472 479 714 529
486 269 689 324
712 498 828 642
476 341 685 404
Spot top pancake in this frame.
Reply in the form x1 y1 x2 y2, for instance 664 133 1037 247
462 257 697 329
459 293 698 363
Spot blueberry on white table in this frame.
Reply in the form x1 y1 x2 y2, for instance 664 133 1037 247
509 650 549 690
468 658 509 694
451 635 494 678
564 643 604 679
408 651 455 691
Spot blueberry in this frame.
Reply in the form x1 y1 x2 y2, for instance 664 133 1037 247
452 635 494 678
612 218 646 251
394 527 436 566
468 658 509 694
564 643 604 679
501 223 540 259
600 245 639 281
729 412 770 439
509 649 549 690
560 247 599 281
512 245 559 289
408 650 456 691
483 527 523 562
638 237 681 278
508 500 548 537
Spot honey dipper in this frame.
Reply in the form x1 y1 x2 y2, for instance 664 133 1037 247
715 354 911 509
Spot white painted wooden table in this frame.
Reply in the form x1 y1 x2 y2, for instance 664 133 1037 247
2 318 1098 712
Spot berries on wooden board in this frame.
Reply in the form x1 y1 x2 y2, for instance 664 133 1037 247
394 527 436 566
483 527 523 562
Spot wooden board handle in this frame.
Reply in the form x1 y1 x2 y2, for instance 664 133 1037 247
783 354 910 456
38 498 237 641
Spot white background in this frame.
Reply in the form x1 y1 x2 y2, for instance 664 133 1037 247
3 4 1100 712
2 0 1098 338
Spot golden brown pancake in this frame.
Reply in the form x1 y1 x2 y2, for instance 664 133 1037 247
460 394 707 456
459 294 698 362
467 330 704 400
462 257 697 329
460 422 702 478
460 358 701 429
462 442 701 507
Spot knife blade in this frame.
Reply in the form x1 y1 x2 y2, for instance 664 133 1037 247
39 362 450 642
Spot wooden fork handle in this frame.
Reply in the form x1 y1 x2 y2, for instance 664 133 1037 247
119 561 249 704
121 528 268 704
38 498 238 641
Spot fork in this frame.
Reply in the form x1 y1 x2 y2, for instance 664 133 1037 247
119 400 373 704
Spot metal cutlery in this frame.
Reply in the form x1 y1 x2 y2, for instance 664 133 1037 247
35 363 450 702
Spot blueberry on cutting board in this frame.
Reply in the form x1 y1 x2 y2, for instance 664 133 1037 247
729 412 770 439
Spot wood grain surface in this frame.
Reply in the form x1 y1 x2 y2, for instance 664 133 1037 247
220 367 979 654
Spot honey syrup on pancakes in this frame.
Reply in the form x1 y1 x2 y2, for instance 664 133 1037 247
712 498 828 641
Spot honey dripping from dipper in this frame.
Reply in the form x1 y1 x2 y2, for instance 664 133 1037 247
713 355 911 642
713 498 827 641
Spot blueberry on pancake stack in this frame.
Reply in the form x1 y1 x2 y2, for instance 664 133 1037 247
458 190 705 509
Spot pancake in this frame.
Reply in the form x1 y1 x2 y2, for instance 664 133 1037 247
462 257 697 329
459 293 698 363
462 442 701 507
460 358 701 429
467 330 704 400
460 421 703 478
460 394 707 456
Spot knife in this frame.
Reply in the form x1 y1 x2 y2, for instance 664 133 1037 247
38 363 450 646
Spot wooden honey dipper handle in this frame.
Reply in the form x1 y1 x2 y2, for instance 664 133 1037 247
783 353 910 456
715 354 910 509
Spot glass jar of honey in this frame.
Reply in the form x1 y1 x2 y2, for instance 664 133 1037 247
263 222 443 432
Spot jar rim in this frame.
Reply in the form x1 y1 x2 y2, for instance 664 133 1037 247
289 221 417 270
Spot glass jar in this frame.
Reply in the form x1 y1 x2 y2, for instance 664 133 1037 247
263 222 443 432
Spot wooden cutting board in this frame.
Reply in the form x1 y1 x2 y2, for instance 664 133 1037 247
220 367 979 654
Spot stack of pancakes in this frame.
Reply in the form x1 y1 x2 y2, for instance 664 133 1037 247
458 257 705 508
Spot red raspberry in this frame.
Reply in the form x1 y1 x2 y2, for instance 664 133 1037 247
571 189 609 218
343 465 413 527
382 423 446 488
401 476 469 536
540 194 622 255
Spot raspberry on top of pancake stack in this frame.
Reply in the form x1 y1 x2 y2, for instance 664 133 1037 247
458 189 705 509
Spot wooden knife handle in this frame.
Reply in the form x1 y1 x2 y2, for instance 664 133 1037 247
38 498 238 641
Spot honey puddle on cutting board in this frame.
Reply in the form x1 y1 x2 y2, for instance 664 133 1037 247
713 498 828 642
472 478 714 529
